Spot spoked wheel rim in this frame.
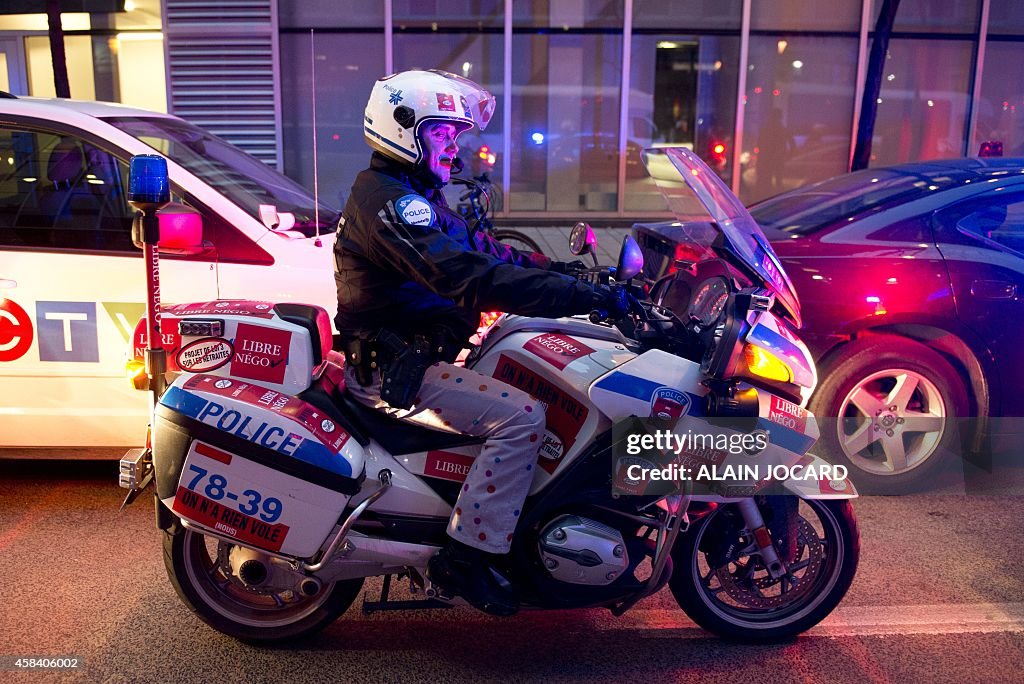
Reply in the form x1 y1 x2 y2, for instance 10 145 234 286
692 500 844 628
182 529 333 628
837 368 946 476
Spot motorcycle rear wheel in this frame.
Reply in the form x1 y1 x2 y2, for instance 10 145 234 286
163 527 363 643
669 498 859 642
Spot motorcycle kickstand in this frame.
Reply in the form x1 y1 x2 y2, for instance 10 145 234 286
362 572 456 614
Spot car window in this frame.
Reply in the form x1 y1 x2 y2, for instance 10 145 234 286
864 215 931 243
104 116 338 237
750 167 965 236
0 126 135 252
938 190 1024 255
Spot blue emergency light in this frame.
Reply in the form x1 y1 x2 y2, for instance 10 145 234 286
128 154 170 211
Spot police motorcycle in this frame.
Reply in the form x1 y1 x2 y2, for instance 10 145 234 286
120 146 859 644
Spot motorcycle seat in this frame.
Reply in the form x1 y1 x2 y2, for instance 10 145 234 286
306 349 485 455
335 391 486 455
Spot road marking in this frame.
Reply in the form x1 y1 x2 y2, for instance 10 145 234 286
613 603 1024 638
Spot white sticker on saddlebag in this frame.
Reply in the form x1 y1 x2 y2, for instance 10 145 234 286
395 194 435 226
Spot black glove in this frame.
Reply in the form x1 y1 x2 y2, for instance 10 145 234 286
594 284 632 319
550 259 588 276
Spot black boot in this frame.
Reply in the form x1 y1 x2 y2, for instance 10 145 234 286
427 540 519 616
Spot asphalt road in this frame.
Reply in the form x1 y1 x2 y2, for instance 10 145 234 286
1 459 1023 684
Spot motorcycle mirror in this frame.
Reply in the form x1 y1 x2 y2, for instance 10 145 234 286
569 222 598 267
617 235 644 282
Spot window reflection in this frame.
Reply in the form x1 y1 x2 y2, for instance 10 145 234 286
626 34 739 212
394 0 504 27
751 0 861 31
989 0 1024 34
976 43 1024 156
510 33 622 212
876 0 980 34
514 0 623 28
280 33 385 210
740 36 858 204
872 39 972 166
632 0 741 30
394 32 504 208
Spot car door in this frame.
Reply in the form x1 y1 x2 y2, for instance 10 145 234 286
932 188 1024 417
0 124 217 452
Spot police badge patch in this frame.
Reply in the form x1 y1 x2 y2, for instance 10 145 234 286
395 194 435 226
651 387 691 420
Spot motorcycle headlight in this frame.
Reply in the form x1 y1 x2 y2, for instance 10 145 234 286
742 343 793 383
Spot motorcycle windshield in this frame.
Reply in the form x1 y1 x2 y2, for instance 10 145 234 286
642 146 802 327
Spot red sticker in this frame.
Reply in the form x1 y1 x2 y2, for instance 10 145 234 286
522 334 595 371
0 298 34 362
183 375 349 451
132 313 182 369
167 300 275 319
494 354 588 473
231 322 291 384
436 92 456 112
424 450 475 482
767 395 807 432
172 486 290 552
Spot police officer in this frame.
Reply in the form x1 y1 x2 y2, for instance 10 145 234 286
334 69 627 615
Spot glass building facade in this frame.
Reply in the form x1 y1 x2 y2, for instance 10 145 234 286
2 0 1023 216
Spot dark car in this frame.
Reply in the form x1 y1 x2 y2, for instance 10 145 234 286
636 157 1024 492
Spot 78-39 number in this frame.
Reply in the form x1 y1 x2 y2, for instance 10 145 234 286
186 465 282 523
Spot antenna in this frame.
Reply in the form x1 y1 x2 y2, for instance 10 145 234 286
310 28 322 247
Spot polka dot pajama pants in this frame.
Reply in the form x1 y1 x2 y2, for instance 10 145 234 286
345 361 545 554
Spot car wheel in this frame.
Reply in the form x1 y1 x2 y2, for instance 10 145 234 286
809 335 968 493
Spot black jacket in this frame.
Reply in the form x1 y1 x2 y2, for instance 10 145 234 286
334 153 604 345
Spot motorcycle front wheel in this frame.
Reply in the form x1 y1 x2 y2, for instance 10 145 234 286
669 498 859 642
163 526 363 643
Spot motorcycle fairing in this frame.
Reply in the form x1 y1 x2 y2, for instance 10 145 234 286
642 147 803 327
777 453 859 500
589 349 708 421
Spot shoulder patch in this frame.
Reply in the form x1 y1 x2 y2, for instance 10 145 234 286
394 194 436 227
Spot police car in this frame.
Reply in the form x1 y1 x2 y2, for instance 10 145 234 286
0 96 338 456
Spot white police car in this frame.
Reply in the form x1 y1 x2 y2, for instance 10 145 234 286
0 96 338 456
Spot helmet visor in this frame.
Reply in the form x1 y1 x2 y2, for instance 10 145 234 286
429 69 495 131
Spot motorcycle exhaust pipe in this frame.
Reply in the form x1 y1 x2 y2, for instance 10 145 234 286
299 578 322 597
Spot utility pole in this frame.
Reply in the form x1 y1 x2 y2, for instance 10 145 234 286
46 0 71 98
851 0 902 171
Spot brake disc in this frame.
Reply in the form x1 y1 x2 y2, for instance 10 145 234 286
714 517 825 609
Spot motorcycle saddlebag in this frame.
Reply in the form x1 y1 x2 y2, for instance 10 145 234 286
131 300 333 397
153 373 365 559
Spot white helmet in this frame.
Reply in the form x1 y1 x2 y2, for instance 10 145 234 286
364 69 495 166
